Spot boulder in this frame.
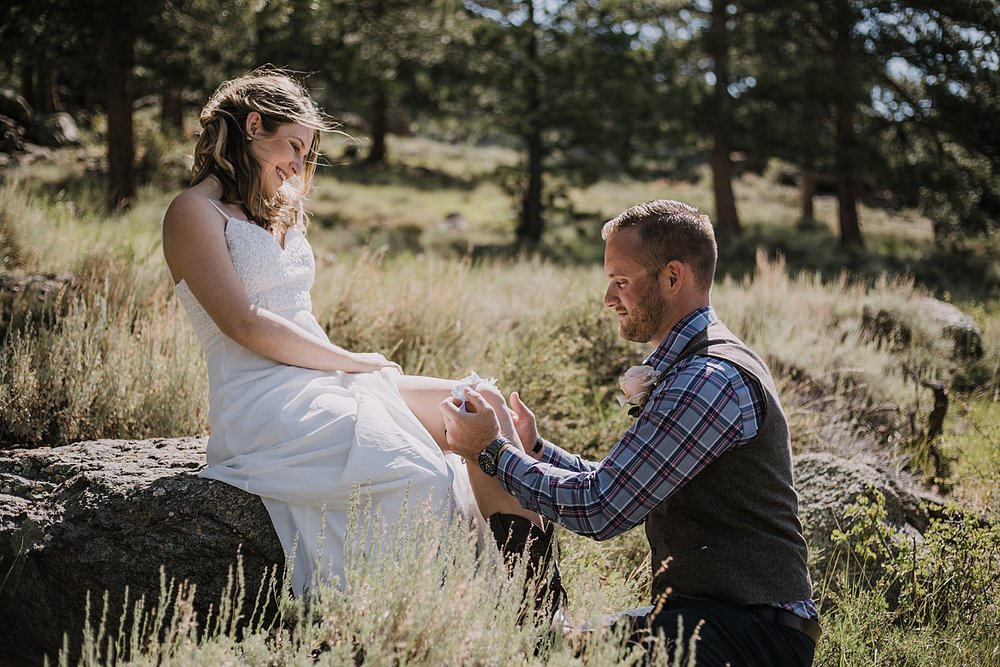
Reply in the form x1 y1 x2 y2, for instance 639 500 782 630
27 112 79 148
0 272 78 336
913 296 983 359
793 452 929 585
0 90 32 127
0 440 940 664
0 114 24 154
0 438 283 665
861 297 983 360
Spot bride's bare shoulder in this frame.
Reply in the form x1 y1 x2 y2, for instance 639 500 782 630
163 183 224 238
162 183 229 282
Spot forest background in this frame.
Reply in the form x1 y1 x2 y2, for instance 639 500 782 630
0 1 998 665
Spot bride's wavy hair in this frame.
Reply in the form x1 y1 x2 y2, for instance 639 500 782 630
191 67 336 234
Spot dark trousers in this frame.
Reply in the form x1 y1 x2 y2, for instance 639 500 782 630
622 596 815 667
488 513 567 622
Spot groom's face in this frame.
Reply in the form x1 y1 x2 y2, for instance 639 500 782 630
603 228 669 343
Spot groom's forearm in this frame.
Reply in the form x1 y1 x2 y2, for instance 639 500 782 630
495 449 629 540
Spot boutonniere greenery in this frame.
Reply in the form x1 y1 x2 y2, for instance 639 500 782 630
618 365 665 418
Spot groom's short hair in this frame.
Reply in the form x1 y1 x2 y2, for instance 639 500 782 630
601 200 717 290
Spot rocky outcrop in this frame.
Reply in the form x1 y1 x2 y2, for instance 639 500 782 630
0 272 78 337
0 114 24 154
0 89 78 167
0 90 32 128
794 452 930 586
912 296 983 359
0 438 283 665
27 112 79 148
861 297 983 360
0 439 939 663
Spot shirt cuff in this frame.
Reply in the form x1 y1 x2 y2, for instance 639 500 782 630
496 445 536 496
537 438 561 464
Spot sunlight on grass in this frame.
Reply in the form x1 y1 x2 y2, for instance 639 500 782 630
2 133 998 666
309 175 515 246
390 134 519 178
947 398 1000 513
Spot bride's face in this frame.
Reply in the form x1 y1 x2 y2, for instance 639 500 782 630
247 115 315 198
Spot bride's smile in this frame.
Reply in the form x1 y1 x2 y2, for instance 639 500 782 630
246 119 314 198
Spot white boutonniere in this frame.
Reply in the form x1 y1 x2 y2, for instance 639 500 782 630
618 365 663 418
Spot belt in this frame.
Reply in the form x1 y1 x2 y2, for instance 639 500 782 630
746 605 822 645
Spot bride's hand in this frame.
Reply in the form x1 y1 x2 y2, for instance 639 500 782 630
474 382 522 449
349 352 402 375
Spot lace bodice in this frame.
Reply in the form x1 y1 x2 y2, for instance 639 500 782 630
174 217 315 344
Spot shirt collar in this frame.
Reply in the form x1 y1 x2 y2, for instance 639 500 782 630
644 305 717 372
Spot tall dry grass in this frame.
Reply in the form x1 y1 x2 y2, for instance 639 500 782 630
59 490 999 667
0 170 985 461
2 132 997 665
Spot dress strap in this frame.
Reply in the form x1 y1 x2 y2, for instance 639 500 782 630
202 196 232 222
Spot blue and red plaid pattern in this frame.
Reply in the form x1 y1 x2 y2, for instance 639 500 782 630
497 306 818 620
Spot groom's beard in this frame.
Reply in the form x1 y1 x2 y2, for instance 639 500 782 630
619 284 668 343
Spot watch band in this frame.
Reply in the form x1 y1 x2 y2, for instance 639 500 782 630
478 436 510 477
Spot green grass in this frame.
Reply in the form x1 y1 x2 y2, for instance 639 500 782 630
2 129 998 665
946 398 1000 513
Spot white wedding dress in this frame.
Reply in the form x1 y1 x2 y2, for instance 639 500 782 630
172 207 478 595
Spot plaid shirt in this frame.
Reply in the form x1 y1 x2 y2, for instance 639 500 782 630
497 306 817 619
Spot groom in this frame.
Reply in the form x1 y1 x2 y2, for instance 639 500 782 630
441 200 819 666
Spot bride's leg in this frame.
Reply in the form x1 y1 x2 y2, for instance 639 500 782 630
397 375 567 615
395 375 452 450
396 375 542 528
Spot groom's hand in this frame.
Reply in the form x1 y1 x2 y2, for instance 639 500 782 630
439 389 502 460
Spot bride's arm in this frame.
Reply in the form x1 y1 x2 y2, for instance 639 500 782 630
162 191 396 374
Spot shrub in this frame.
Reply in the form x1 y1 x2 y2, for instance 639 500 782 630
816 489 1000 666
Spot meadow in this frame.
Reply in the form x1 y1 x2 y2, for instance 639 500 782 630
0 124 997 665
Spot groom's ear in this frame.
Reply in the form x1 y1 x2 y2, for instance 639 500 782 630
660 260 684 294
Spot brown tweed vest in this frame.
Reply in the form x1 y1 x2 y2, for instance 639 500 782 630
644 320 813 607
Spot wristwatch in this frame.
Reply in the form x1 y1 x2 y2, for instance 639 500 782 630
478 437 511 477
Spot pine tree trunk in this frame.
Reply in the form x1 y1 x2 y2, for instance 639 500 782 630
365 0 388 165
711 136 740 237
105 28 136 210
520 125 544 244
517 0 543 245
160 87 184 134
21 62 35 111
39 65 61 113
367 87 388 164
708 0 740 237
800 166 816 220
833 0 863 247
835 117 863 247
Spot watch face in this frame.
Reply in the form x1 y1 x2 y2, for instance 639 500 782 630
478 448 498 476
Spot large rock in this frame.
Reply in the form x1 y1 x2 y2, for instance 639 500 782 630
913 296 983 359
0 90 32 127
794 452 929 585
0 440 940 664
27 112 79 148
0 272 78 338
0 114 24 154
0 438 283 665
861 297 983 360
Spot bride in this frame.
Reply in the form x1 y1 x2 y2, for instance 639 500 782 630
161 68 559 603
